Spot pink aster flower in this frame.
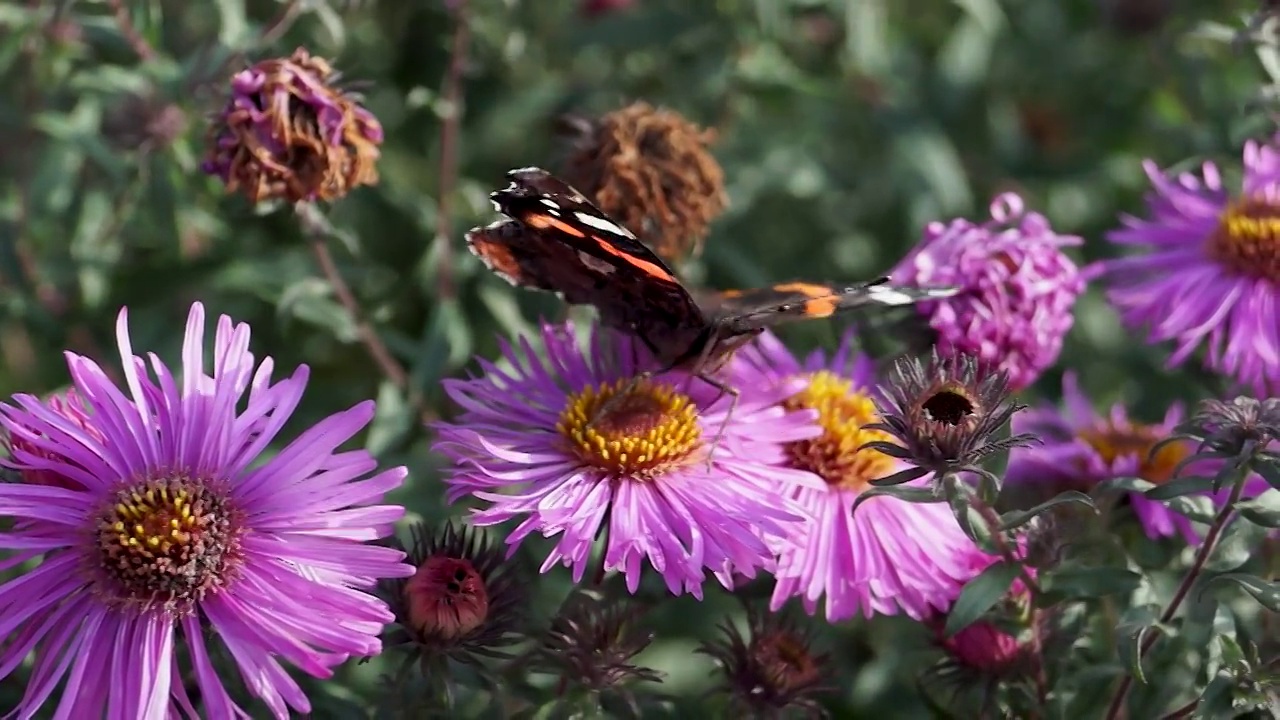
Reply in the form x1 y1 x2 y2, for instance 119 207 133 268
1 388 98 490
433 321 825 599
0 302 412 718
1008 372 1235 542
891 193 1086 390
1105 140 1280 397
725 330 983 621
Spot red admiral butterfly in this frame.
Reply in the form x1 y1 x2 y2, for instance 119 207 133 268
465 167 958 441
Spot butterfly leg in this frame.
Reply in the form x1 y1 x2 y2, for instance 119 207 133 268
693 371 739 470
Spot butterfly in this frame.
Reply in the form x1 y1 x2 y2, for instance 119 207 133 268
465 167 959 441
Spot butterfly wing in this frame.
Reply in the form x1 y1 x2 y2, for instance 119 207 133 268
467 167 710 365
701 279 960 334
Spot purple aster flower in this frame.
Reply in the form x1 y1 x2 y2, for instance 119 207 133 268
202 47 383 204
0 302 412 718
891 193 1086 390
1008 372 1231 542
1105 140 1280 397
725 330 983 621
433 321 825 599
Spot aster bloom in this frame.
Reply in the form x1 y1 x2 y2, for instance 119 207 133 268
434 322 824 598
202 47 383 204
696 607 831 719
1007 372 1216 541
380 521 525 667
0 302 411 718
727 331 986 621
891 192 1086 390
870 348 1035 480
560 101 726 263
1105 140 1280 397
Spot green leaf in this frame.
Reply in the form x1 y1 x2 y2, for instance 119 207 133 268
999 490 1097 531
366 381 413 456
1236 490 1280 528
1142 475 1216 501
1165 494 1216 524
850 485 944 518
1203 518 1266 573
1211 574 1280 612
943 560 1019 638
1115 605 1159 687
1253 456 1280 492
1097 476 1156 494
1043 567 1142 600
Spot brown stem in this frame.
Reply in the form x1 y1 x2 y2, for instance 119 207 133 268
1158 698 1198 720
432 0 472 300
107 0 157 62
297 204 434 423
1103 478 1249 720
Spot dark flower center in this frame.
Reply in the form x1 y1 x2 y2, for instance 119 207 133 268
404 556 490 642
1078 423 1189 485
922 385 978 426
782 371 898 489
1211 198 1280 281
557 378 702 476
747 632 819 696
94 475 244 613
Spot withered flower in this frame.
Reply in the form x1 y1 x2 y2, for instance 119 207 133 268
1179 396 1280 459
696 608 831 719
379 522 524 670
560 102 726 264
202 47 383 204
867 349 1035 478
531 589 662 714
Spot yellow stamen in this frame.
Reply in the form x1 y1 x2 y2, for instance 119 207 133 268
556 378 702 477
783 371 900 489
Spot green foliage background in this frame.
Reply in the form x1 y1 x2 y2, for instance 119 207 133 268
1 0 1277 716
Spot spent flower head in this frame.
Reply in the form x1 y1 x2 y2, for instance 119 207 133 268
697 607 831 719
728 331 993 621
891 192 1086 390
380 521 525 670
1104 139 1280 397
434 321 824 598
202 47 383 204
531 590 662 715
0 302 411 717
560 102 726 263
1179 396 1280 458
869 349 1035 479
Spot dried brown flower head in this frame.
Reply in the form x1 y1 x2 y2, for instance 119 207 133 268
531 589 662 714
379 522 524 668
202 47 382 204
1179 396 1280 458
560 102 727 263
867 349 1036 477
696 608 831 719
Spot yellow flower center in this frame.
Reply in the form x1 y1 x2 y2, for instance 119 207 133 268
782 371 900 489
1211 198 1280 281
556 378 702 476
95 476 243 612
1078 423 1189 485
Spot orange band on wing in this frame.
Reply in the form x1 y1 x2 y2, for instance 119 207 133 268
522 212 587 238
802 296 840 318
593 238 677 282
772 282 835 298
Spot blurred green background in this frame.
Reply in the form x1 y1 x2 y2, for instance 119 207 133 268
1 0 1275 716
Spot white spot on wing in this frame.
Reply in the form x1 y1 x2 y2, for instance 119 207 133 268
577 251 616 274
573 211 635 238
